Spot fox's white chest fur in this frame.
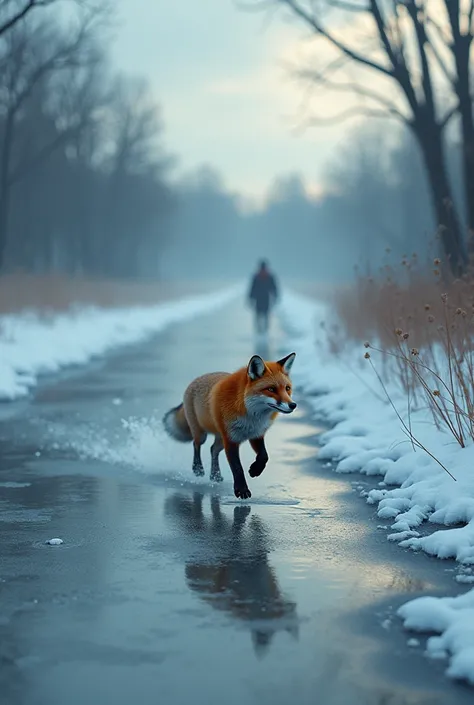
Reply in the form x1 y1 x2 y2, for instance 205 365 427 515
228 410 274 443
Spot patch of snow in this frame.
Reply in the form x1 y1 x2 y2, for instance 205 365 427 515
0 285 241 400
456 575 474 584
398 593 474 684
387 530 420 542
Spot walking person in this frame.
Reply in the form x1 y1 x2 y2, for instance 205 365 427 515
248 260 279 334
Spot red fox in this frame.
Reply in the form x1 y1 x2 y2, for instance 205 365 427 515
162 352 296 499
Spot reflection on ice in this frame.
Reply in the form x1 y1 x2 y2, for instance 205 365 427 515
164 491 299 657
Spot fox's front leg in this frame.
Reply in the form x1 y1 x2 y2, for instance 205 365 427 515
248 437 269 478
224 440 252 500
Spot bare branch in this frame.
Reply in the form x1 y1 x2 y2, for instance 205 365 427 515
369 0 399 66
278 0 394 76
425 14 452 45
6 9 99 119
0 0 52 38
10 123 80 184
424 25 456 85
445 0 461 40
298 67 408 119
296 105 403 130
388 0 405 60
440 102 460 129
367 0 420 113
405 0 436 113
291 52 352 82
469 0 474 35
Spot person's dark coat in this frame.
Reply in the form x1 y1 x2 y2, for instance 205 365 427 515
248 270 278 312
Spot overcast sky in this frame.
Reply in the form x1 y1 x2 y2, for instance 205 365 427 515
111 0 351 204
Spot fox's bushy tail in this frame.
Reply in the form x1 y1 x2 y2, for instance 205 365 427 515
162 403 193 442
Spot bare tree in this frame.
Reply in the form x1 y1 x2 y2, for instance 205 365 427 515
0 6 101 269
96 76 173 277
0 1 173 279
253 0 469 273
423 1 474 249
12 49 110 272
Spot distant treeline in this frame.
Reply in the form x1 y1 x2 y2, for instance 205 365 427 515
163 130 449 283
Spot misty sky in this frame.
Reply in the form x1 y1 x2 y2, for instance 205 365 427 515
111 0 347 204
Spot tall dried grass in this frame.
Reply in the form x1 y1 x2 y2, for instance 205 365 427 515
332 256 474 457
0 273 229 315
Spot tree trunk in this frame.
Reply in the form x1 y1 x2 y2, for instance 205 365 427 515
0 111 15 272
0 186 11 271
455 37 474 254
414 120 467 275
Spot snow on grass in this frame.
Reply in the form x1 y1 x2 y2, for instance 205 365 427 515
0 285 242 401
278 289 474 686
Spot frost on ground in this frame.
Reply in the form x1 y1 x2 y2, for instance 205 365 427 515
0 285 241 401
278 289 474 686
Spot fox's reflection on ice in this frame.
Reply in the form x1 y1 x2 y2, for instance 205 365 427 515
164 491 299 656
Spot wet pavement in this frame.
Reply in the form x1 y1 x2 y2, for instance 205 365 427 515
0 299 472 705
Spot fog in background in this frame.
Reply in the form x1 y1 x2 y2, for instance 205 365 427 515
0 0 471 286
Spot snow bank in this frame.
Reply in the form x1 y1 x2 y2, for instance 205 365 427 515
398 592 474 684
278 289 474 686
0 285 241 401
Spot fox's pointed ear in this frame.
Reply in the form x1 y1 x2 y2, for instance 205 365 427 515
277 352 296 375
247 355 266 380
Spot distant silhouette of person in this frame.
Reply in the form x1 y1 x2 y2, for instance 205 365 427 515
248 259 279 334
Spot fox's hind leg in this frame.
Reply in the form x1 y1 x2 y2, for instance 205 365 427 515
192 439 206 476
210 435 224 483
183 393 207 477
186 423 206 475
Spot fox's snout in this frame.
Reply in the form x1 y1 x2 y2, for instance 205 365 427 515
275 399 297 414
